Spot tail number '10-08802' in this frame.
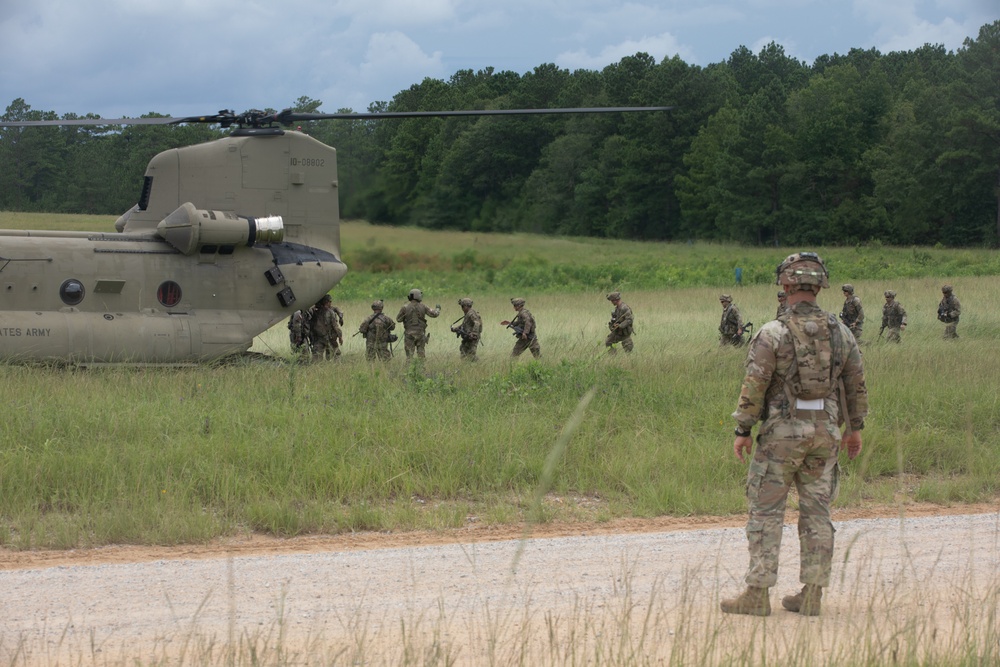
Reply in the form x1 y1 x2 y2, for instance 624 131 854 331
290 158 325 167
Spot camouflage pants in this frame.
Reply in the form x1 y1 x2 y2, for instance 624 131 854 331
512 336 541 358
366 342 392 361
605 329 634 352
944 323 959 339
312 340 341 361
403 331 428 358
743 419 840 588
886 327 902 343
849 325 862 345
459 339 478 360
720 333 744 346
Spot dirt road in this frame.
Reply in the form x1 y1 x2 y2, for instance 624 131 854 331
2 504 998 666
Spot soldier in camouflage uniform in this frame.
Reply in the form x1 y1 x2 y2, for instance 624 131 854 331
723 252 868 618
775 291 789 319
719 294 745 346
451 297 483 361
937 285 961 339
310 295 343 361
396 288 440 359
880 290 907 343
840 284 864 344
359 300 396 361
502 297 540 358
605 291 634 353
288 307 312 356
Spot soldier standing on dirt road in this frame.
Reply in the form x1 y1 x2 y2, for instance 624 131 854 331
723 252 869 618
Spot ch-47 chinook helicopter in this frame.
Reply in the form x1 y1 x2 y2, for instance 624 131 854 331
0 105 670 365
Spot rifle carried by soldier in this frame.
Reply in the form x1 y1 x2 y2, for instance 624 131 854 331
500 320 535 339
449 315 466 338
608 312 633 334
739 321 754 338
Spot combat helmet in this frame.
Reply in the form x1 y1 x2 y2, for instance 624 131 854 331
607 291 621 301
408 288 423 301
719 294 732 303
776 252 829 288
458 297 473 308
511 297 526 308
842 284 854 294
371 300 384 311
884 290 896 299
942 284 953 294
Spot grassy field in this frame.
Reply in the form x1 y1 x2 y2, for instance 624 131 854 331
1 212 999 550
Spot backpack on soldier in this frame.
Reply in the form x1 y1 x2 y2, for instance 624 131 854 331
777 310 843 400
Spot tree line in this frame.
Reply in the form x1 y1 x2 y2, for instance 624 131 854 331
2 21 997 247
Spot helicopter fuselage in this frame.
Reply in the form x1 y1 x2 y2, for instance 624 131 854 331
0 130 346 364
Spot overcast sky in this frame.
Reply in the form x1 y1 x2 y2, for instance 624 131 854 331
1 0 996 120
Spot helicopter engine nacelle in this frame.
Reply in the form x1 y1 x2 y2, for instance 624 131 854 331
155 202 284 255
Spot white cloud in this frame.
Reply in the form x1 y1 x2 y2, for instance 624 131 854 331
361 31 444 74
877 16 975 52
557 33 693 70
852 0 992 52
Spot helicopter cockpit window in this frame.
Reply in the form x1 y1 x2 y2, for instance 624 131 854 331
157 281 182 308
59 279 86 306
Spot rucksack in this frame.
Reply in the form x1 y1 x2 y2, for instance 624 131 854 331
777 310 843 401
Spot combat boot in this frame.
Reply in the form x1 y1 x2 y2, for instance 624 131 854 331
720 586 771 616
781 584 822 616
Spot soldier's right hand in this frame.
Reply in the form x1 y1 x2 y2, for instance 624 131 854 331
843 431 862 459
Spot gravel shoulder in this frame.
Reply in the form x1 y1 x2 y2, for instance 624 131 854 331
1 503 998 666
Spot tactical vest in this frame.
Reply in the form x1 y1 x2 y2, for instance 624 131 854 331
777 309 843 401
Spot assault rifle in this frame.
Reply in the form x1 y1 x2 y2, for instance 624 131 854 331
608 313 630 332
738 321 754 337
450 315 466 339
500 320 536 340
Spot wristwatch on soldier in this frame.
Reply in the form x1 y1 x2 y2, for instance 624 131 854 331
734 425 752 438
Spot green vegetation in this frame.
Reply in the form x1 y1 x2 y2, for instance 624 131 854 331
1 218 998 550
4 19 999 246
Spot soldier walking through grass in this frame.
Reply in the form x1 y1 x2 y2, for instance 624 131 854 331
937 285 961 339
288 306 312 356
775 291 789 319
396 288 440 359
502 297 540 358
723 252 868 618
452 297 482 361
840 284 864 344
605 291 634 353
880 290 907 343
719 294 745 346
310 295 343 361
359 300 396 361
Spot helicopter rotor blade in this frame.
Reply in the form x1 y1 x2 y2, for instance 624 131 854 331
277 106 674 124
0 117 186 127
0 106 673 129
